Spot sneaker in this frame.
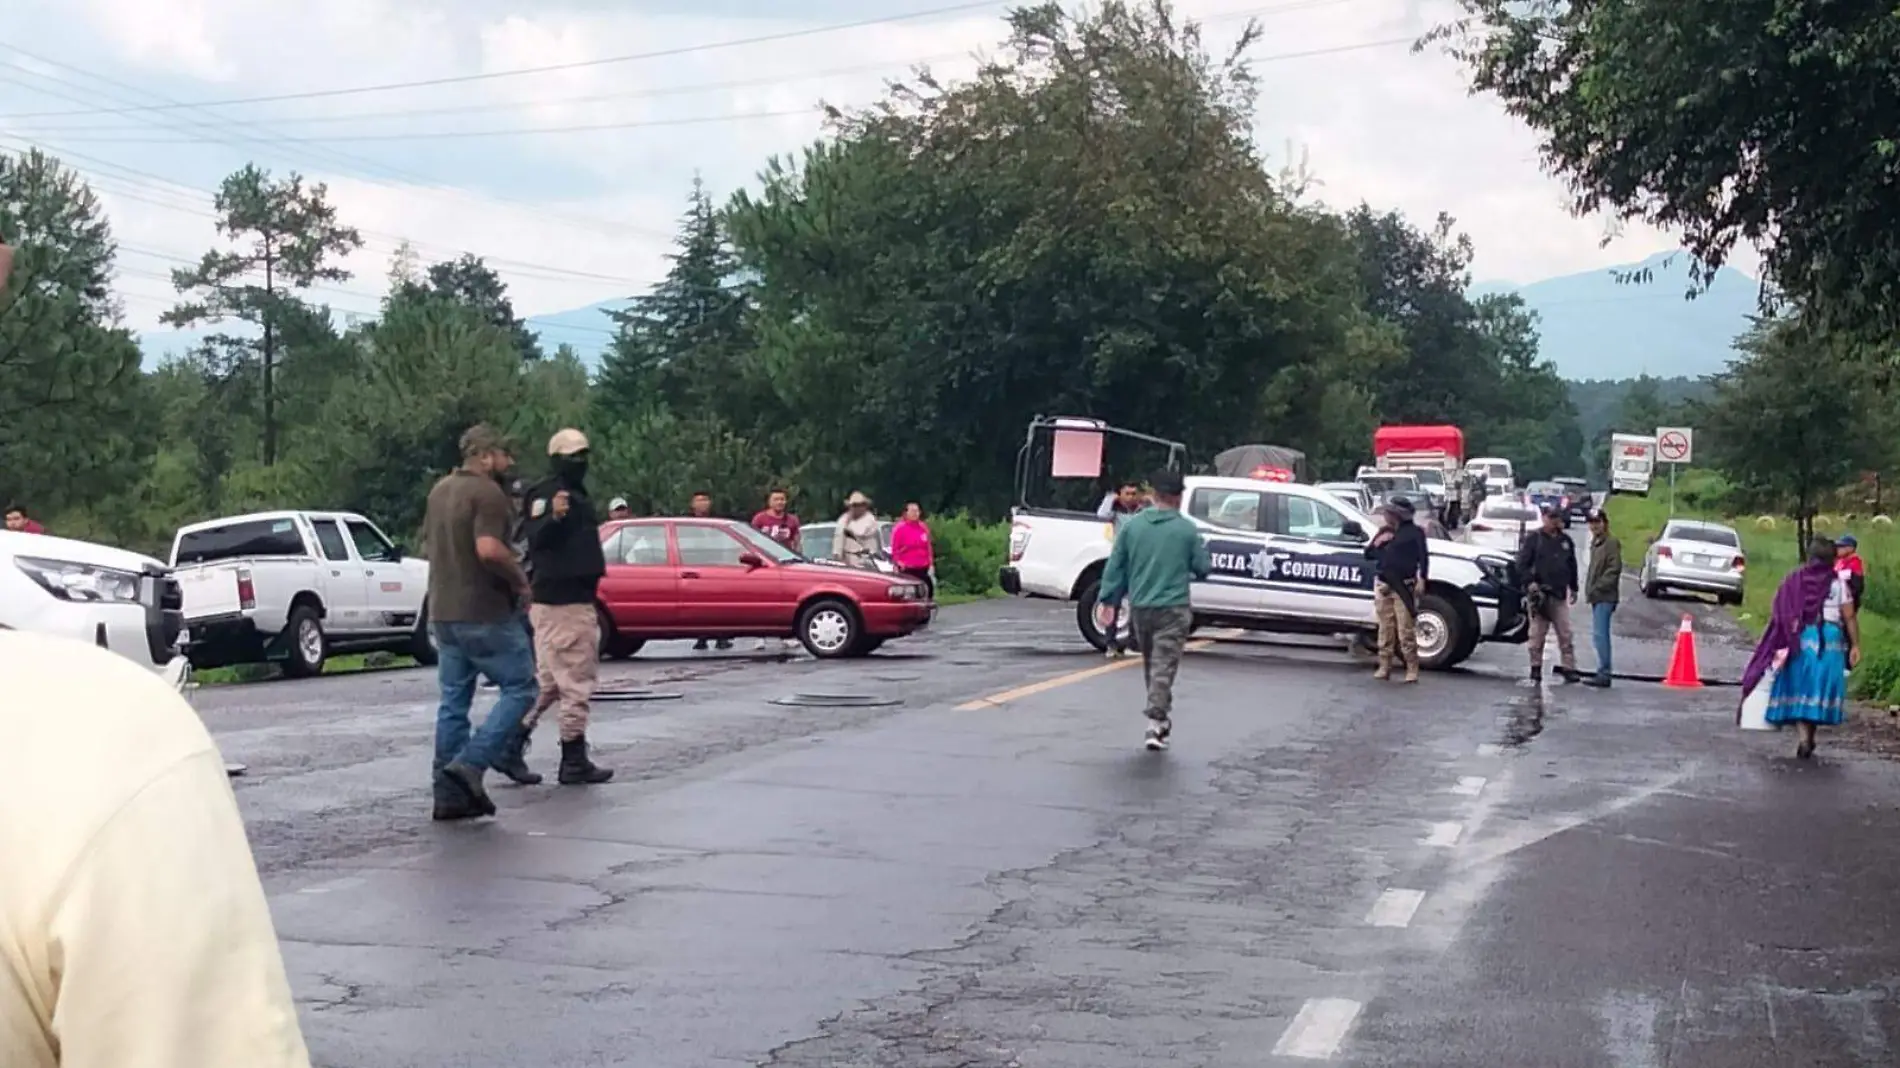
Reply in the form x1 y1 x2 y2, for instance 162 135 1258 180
1144 718 1172 751
716 639 733 650
693 639 710 651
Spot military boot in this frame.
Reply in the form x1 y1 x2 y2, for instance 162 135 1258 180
492 725 542 786
558 737 614 785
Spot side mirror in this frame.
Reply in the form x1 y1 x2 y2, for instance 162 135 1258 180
387 544 405 562
738 551 766 569
1341 520 1366 541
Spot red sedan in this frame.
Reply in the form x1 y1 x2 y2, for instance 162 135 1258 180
593 518 935 659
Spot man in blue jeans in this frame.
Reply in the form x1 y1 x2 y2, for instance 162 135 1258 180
422 424 538 820
1582 508 1622 688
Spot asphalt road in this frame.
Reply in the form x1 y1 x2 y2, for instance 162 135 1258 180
194 570 1899 1067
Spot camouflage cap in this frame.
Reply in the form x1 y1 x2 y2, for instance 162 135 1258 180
459 423 516 459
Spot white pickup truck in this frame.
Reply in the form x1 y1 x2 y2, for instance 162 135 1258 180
169 510 435 676
1000 475 1529 670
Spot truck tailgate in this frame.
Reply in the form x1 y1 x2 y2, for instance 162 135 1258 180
175 565 245 621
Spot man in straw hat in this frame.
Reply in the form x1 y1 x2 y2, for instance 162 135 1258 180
422 424 536 820
833 490 884 568
1365 496 1428 683
517 428 613 785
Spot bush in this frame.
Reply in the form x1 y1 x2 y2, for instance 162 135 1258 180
929 513 1008 597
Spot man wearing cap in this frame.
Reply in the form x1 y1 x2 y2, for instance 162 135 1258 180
833 491 883 568
518 429 613 785
1365 496 1428 683
1582 508 1621 688
607 497 633 522
422 424 537 820
689 492 734 652
1837 534 1866 607
1515 503 1582 684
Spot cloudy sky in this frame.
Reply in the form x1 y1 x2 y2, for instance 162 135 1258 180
1 0 1736 336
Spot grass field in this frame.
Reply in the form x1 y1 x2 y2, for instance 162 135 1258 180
1605 491 1900 703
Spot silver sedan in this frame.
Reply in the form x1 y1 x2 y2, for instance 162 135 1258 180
1641 519 1746 605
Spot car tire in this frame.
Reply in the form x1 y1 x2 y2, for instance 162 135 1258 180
1075 578 1134 653
1719 592 1743 607
798 598 861 659
1413 592 1465 671
409 602 439 667
595 604 644 660
852 636 887 657
282 605 327 678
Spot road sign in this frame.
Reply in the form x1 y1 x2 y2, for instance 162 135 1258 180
1657 427 1693 464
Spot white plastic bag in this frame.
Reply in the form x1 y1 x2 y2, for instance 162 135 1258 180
1738 668 1776 731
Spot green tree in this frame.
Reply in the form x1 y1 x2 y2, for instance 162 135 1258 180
1434 0 1900 339
728 0 1383 515
404 253 543 362
1705 318 1878 547
164 164 363 466
0 148 147 522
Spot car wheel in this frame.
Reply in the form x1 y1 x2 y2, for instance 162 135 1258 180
282 605 327 678
1075 578 1133 652
798 598 861 659
595 604 644 660
1413 592 1463 671
409 601 439 667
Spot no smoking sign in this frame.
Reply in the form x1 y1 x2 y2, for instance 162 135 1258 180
1657 426 1693 464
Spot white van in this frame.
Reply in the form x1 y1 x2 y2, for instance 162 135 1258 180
1465 456 1516 494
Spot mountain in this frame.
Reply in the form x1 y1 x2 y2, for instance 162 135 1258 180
1471 250 1761 382
136 251 1758 381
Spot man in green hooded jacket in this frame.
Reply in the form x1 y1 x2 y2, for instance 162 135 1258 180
1096 469 1212 750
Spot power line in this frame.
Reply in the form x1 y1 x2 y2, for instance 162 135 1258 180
5 35 1418 146
0 0 1364 134
0 1 1011 119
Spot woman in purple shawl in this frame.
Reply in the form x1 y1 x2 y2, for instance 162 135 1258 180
1741 536 1860 758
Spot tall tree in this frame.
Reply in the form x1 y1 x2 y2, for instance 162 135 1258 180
596 177 751 421
410 253 542 362
164 164 363 466
1434 0 1900 339
1705 318 1878 547
0 148 147 518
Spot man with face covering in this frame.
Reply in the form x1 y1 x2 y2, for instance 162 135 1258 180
518 428 613 785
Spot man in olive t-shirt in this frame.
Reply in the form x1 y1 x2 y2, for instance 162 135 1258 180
422 424 536 822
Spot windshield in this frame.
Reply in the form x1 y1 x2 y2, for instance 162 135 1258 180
1527 482 1563 495
1664 523 1740 548
1480 502 1538 522
1360 476 1418 493
1555 479 1588 491
731 523 804 563
1412 470 1445 487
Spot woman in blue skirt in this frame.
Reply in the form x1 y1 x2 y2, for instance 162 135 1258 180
1740 536 1861 759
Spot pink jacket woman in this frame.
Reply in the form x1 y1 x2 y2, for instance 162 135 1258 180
890 504 935 597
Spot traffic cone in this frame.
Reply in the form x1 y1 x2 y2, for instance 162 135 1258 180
1663 613 1703 688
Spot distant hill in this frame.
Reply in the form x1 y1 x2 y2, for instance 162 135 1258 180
137 250 1760 379
1471 251 1762 382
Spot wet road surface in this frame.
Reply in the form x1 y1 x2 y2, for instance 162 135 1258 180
193 578 1900 1067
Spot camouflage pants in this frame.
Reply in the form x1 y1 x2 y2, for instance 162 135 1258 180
1374 581 1419 669
1130 605 1193 722
525 602 599 742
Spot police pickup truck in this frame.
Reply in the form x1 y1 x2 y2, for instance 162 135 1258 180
999 475 1528 670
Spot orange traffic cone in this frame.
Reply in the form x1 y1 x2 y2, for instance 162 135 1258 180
1663 613 1703 688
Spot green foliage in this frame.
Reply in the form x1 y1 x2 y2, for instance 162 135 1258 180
0 149 147 521
927 514 1010 598
1437 0 1900 342
164 164 363 466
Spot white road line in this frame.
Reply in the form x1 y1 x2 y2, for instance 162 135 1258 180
1365 888 1427 928
1423 821 1464 847
1452 775 1487 796
1273 997 1363 1059
1476 743 1502 757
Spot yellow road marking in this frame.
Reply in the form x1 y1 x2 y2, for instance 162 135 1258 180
955 628 1244 711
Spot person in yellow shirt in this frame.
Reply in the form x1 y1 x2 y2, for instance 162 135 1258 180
0 630 310 1068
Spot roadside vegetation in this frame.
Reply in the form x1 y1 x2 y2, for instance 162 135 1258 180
1607 482 1900 704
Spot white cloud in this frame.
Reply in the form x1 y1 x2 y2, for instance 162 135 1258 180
8 0 1763 335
